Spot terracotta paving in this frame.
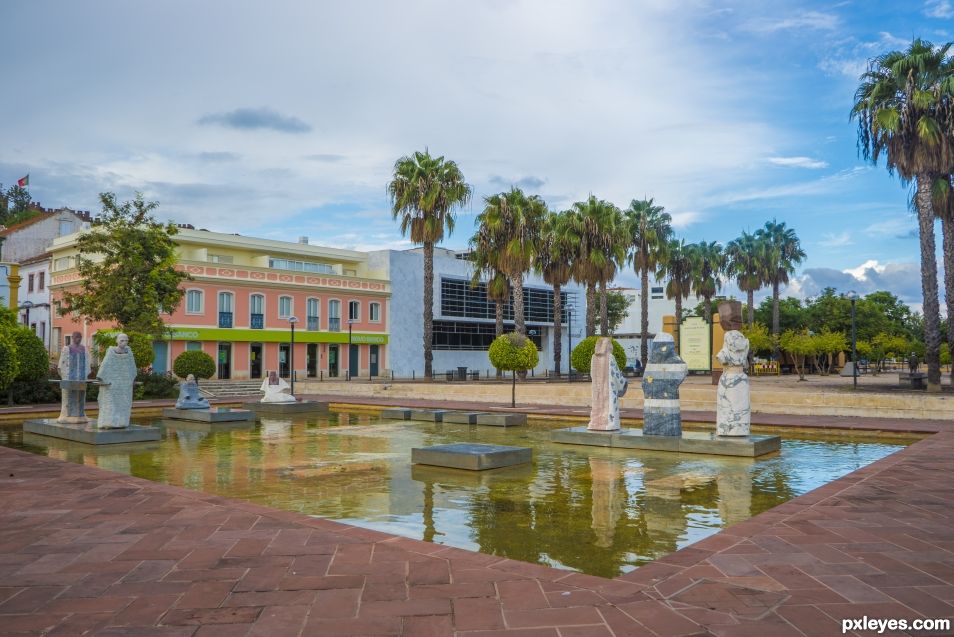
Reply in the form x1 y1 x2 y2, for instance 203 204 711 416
2 406 954 636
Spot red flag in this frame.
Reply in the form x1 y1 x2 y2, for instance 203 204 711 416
16 174 29 188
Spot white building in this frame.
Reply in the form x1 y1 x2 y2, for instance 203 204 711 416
368 248 587 377
17 253 54 351
611 282 702 365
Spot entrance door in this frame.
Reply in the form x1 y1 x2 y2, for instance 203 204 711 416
369 345 379 377
307 343 318 377
217 343 232 379
250 343 263 379
349 344 359 378
328 345 339 377
279 344 290 378
152 341 168 374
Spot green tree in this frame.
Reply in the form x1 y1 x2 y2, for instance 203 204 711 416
625 198 672 367
813 329 848 375
741 322 775 356
469 219 510 348
534 211 575 375
92 331 155 370
388 150 472 379
173 350 216 379
755 297 808 336
0 326 20 394
488 333 539 407
605 291 629 335
755 220 805 352
655 239 695 332
571 336 627 374
689 241 725 324
6 328 49 404
59 192 188 337
779 330 817 380
852 38 954 392
0 184 35 227
725 231 766 327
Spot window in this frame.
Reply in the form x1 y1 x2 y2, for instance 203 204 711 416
268 258 334 274
28 274 34 292
650 286 664 300
186 290 203 314
328 300 341 332
278 296 293 319
307 298 319 331
440 277 573 324
40 321 45 339
208 254 233 264
186 341 202 351
369 302 381 322
250 294 264 328
218 292 234 328
54 257 72 271
432 320 543 351
348 300 360 321
38 272 44 290
58 219 73 235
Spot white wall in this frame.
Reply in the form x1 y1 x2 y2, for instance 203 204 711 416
17 259 53 350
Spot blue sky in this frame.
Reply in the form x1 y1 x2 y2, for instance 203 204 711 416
0 0 946 309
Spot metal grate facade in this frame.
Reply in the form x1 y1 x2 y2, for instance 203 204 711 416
440 277 574 324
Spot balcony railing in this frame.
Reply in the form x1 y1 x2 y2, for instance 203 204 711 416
218 312 233 328
250 313 264 329
328 317 341 332
307 317 319 331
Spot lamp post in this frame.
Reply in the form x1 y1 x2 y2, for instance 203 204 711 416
288 316 299 395
845 291 859 389
347 318 357 380
20 299 34 328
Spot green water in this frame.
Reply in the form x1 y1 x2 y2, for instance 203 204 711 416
0 412 911 578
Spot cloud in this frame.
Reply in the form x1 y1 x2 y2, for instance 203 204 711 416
304 154 347 162
787 260 924 306
864 216 916 238
197 107 311 133
744 11 839 33
768 156 829 169
819 32 910 79
488 175 547 190
926 0 954 18
818 231 852 248
198 151 241 162
670 210 702 228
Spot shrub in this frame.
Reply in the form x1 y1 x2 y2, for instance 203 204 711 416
11 328 48 383
173 350 216 379
0 330 18 393
488 333 539 372
135 371 179 400
571 336 625 374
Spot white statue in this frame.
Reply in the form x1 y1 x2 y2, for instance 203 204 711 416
716 301 751 436
57 331 91 424
96 333 138 429
260 370 297 403
587 338 628 431
176 374 210 409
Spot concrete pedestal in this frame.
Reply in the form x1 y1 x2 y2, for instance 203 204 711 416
476 413 527 427
160 419 255 433
162 407 256 422
409 409 448 422
412 443 532 470
381 408 413 420
552 426 781 457
242 401 329 414
442 412 489 424
23 419 161 445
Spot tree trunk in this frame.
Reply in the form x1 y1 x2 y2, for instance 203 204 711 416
746 289 755 327
640 266 649 368
916 174 943 391
674 296 683 352
495 300 504 379
599 279 609 335
552 283 563 376
942 211 954 385
585 284 596 337
423 241 434 380
511 273 526 335
771 280 781 360
703 294 712 324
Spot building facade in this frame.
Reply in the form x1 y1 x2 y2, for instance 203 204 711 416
369 248 585 377
611 283 702 365
16 253 53 351
49 229 390 380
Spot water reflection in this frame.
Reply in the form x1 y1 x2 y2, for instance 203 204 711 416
0 413 911 578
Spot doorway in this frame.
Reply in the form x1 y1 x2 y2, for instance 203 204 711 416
328 345 339 377
250 343 263 379
217 343 232 379
307 343 318 377
370 345 379 377
279 343 290 378
151 341 168 374
349 344 359 378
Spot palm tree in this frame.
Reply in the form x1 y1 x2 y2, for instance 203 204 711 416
655 239 695 345
725 231 767 327
852 38 954 392
626 198 672 367
689 241 725 324
475 187 548 335
388 150 472 379
469 215 511 379
566 196 628 337
534 211 575 376
755 220 805 351
932 175 954 381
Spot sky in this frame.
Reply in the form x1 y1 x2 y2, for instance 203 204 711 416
0 0 946 311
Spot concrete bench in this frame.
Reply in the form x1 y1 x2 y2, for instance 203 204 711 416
899 372 927 390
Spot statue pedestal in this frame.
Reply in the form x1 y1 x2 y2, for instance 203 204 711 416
412 443 532 471
162 407 256 423
552 426 780 458
242 400 330 414
23 419 160 445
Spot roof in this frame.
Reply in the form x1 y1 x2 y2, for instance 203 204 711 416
0 211 49 237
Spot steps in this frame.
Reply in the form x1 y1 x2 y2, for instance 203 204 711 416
196 380 263 398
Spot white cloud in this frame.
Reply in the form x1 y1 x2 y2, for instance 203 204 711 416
926 0 954 19
744 10 839 33
818 231 853 248
864 216 917 238
818 32 910 79
670 210 703 229
787 260 924 308
768 156 829 169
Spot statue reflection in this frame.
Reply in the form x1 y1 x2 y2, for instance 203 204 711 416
589 458 623 548
717 470 753 526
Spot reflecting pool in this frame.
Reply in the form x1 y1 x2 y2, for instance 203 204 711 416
0 411 912 578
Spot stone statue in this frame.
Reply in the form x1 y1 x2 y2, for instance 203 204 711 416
176 374 210 409
260 370 297 403
716 301 751 436
57 331 90 424
96 333 138 429
587 338 628 431
641 332 688 436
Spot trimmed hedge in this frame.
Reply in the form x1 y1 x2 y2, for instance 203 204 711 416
173 350 216 379
488 333 539 372
570 336 626 374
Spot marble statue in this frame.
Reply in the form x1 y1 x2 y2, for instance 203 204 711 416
176 374 210 409
260 371 297 403
716 301 751 436
641 332 688 436
587 338 628 431
57 331 90 424
96 333 138 429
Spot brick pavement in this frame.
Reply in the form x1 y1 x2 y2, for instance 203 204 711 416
2 417 954 635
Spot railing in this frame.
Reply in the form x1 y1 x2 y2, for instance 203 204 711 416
328 317 341 332
307 317 319 331
250 313 264 329
218 311 233 328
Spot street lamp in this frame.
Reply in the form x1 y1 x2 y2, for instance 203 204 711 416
845 291 859 389
347 318 358 380
20 300 34 328
567 309 573 378
288 316 299 395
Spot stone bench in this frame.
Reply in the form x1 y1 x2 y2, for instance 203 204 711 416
442 412 489 424
899 372 927 390
475 413 527 427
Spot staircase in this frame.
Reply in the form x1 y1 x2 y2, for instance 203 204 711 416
197 380 263 398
